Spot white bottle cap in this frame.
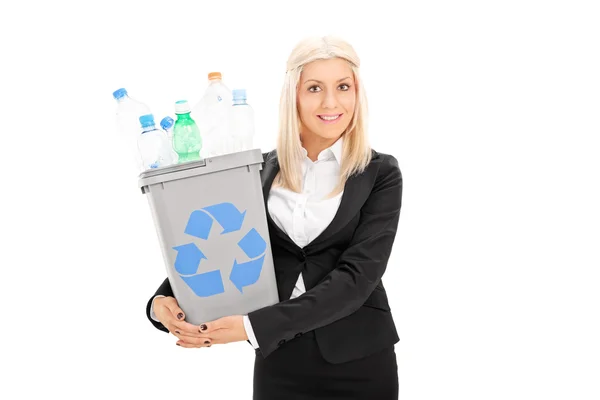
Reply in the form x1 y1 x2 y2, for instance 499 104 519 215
175 100 191 114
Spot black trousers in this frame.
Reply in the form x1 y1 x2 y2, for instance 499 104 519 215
253 331 398 400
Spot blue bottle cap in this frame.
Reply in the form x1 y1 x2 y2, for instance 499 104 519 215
113 88 128 100
139 114 155 129
232 89 247 101
160 116 174 130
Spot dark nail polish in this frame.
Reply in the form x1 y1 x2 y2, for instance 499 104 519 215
177 313 184 320
176 343 181 346
204 341 210 344
175 330 180 334
200 324 207 331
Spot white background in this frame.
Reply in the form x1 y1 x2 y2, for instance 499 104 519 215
1 0 599 399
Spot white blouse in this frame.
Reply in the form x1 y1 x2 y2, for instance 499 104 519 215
243 137 344 349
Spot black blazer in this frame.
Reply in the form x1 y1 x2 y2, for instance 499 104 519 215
146 148 403 364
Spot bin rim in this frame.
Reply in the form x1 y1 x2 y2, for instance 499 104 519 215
138 148 264 191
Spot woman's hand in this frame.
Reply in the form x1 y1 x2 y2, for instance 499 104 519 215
153 296 212 348
193 315 248 346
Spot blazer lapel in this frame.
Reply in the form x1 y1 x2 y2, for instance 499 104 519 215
260 150 382 253
306 156 381 251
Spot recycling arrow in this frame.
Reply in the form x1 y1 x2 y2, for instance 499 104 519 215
181 270 225 297
174 202 266 297
203 202 246 234
184 210 213 240
173 243 207 275
237 228 267 258
229 255 265 293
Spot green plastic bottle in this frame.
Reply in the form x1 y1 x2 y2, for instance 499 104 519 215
172 100 202 163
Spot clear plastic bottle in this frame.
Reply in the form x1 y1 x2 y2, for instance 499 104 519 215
113 88 151 172
192 72 232 157
137 114 175 170
160 116 175 140
160 116 178 163
229 89 255 153
172 100 202 163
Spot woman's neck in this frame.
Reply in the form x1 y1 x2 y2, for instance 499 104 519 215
301 134 340 161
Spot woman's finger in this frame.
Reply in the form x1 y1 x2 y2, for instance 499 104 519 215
177 338 212 348
173 319 209 336
176 341 203 349
166 322 213 339
164 324 188 341
164 298 187 321
171 328 212 339
177 335 213 347
164 323 206 340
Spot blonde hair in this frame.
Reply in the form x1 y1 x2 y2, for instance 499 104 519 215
274 35 372 196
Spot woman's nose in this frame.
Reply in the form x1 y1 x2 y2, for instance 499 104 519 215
321 90 338 109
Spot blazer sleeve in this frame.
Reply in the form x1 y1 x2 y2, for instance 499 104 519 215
247 155 403 358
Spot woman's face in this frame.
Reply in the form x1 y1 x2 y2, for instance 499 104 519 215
297 58 356 144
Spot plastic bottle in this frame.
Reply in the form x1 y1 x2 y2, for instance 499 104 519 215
160 116 175 140
137 114 175 170
192 72 232 157
113 88 151 172
172 100 202 163
229 89 255 153
159 116 178 163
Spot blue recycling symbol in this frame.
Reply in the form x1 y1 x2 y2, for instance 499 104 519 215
172 202 266 297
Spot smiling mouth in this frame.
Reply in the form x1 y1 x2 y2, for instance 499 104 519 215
318 114 342 121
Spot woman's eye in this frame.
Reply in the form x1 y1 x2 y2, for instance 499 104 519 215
308 84 351 92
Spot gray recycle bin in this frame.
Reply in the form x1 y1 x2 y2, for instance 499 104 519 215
139 149 279 325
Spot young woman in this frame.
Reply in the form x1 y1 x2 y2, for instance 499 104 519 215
148 35 403 399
